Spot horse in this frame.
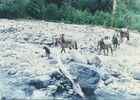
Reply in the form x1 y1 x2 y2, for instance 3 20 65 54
97 36 113 56
116 28 129 42
54 35 78 53
112 32 121 50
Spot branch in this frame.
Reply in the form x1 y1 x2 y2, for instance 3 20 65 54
54 50 86 99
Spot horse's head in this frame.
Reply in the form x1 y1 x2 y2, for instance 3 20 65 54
115 28 121 32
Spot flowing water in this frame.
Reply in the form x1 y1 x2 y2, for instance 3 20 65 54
0 69 139 100
0 69 28 98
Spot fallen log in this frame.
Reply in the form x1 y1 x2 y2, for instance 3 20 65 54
54 50 86 99
19 41 54 46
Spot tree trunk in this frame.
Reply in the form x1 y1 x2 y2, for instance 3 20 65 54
68 0 71 7
112 0 117 14
54 50 86 99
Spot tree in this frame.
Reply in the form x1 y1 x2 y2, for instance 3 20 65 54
112 0 117 14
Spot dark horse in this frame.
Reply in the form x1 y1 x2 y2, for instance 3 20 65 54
116 28 129 42
97 36 113 56
112 32 121 50
55 36 78 53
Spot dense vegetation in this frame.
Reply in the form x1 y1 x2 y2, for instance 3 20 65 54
0 0 140 31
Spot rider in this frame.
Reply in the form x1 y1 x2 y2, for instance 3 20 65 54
60 34 65 43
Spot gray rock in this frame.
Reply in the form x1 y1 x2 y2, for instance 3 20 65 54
34 35 47 43
27 76 51 89
12 90 26 99
104 78 113 85
68 89 74 95
69 50 88 64
23 33 32 41
89 56 101 67
111 71 121 77
69 63 100 95
102 73 110 81
132 71 140 80
47 85 57 93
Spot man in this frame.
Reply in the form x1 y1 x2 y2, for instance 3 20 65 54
60 34 65 43
43 46 51 59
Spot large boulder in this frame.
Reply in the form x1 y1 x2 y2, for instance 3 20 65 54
69 63 100 95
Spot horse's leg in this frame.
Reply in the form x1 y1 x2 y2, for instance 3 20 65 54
64 48 66 53
116 44 117 49
110 45 113 55
61 48 64 53
98 48 101 55
121 37 123 43
74 41 78 50
61 47 66 53
104 49 106 56
106 48 109 56
118 43 120 49
127 35 129 41
113 44 116 50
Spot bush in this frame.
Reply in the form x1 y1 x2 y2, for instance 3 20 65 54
45 4 58 20
26 0 46 19
132 23 140 32
93 10 113 26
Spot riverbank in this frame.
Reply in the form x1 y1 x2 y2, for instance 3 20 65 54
0 19 140 99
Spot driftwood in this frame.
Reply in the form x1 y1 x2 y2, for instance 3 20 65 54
19 41 54 46
54 51 86 99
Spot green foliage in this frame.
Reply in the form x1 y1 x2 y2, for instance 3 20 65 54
93 10 113 27
26 0 46 19
0 0 140 31
45 4 58 20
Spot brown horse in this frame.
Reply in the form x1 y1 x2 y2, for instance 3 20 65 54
116 28 129 42
55 37 78 53
97 36 113 56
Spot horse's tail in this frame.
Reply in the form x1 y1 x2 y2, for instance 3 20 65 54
127 34 130 41
74 41 78 50
127 31 130 40
97 41 100 49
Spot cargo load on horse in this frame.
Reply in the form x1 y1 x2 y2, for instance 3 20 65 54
97 36 113 56
54 34 78 53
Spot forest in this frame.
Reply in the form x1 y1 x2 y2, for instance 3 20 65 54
0 0 140 31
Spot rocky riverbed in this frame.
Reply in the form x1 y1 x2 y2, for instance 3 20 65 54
0 19 140 99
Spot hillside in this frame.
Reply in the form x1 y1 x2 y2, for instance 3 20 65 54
0 19 140 99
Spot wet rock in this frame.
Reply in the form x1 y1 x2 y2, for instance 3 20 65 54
31 90 49 99
1 96 7 100
22 86 35 97
51 71 63 80
27 76 51 89
69 63 100 95
11 90 26 99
